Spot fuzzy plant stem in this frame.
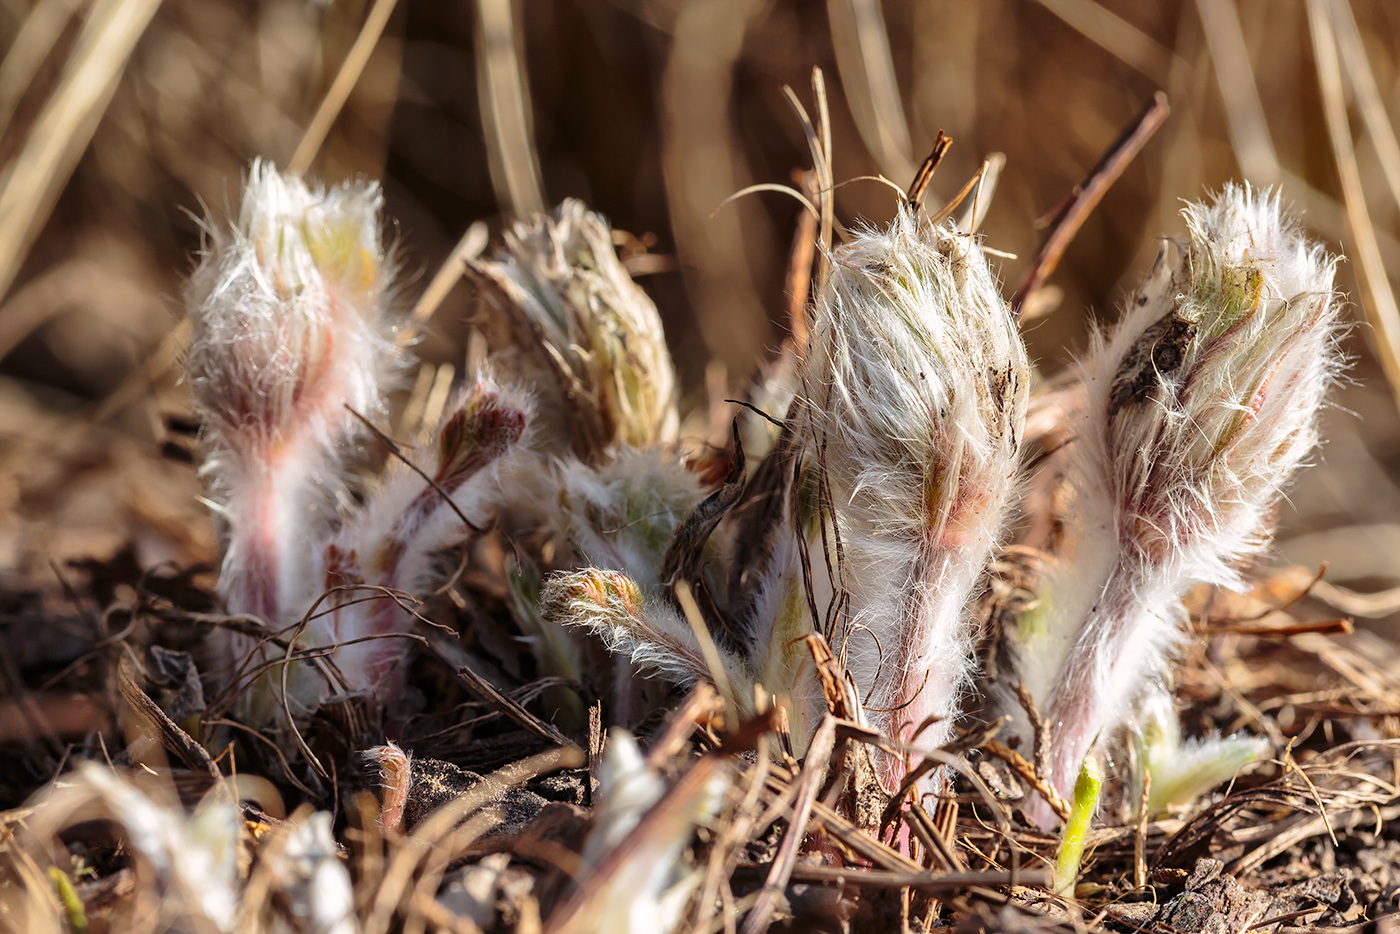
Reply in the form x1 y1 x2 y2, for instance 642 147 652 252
798 205 1029 791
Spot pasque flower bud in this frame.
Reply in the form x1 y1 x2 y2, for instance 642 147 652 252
797 205 1029 791
1013 185 1341 827
469 199 678 461
186 162 534 718
185 161 403 708
307 376 530 708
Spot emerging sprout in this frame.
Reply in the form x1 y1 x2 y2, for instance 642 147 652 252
469 199 678 461
185 161 534 718
296 376 530 713
1011 185 1341 828
1054 754 1104 896
575 730 729 933
1134 688 1270 815
797 205 1029 790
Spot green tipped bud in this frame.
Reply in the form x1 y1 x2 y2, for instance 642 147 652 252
470 199 678 460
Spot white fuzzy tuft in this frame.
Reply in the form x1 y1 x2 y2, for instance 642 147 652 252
554 445 706 586
1013 184 1341 828
797 206 1029 789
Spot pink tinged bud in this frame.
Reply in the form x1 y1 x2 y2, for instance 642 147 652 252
1015 185 1341 828
185 161 403 716
540 568 719 691
186 160 398 465
798 206 1029 790
311 377 531 697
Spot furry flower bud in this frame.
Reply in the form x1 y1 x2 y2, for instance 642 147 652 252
1013 185 1341 827
185 161 404 717
540 568 746 697
186 159 398 467
469 199 678 461
797 206 1029 789
555 446 705 587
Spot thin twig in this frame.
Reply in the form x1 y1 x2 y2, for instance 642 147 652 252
1011 91 1170 318
288 0 401 173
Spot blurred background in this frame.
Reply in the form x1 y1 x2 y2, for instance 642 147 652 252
3 0 1400 624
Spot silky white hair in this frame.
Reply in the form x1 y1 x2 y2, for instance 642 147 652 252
796 205 1029 789
1012 185 1341 828
184 161 411 717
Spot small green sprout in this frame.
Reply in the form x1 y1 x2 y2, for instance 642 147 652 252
1054 753 1104 897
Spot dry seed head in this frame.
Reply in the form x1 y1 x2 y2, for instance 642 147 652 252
470 198 678 459
799 205 1029 785
1014 184 1341 827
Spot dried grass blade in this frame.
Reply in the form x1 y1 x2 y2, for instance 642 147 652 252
544 753 728 934
1033 0 1177 86
0 0 84 135
1328 0 1400 239
1011 91 1169 319
825 0 915 183
0 0 163 305
287 0 401 173
475 0 545 218
411 221 489 325
739 715 836 934
366 747 582 934
1308 0 1400 416
956 152 1005 234
1195 0 1280 183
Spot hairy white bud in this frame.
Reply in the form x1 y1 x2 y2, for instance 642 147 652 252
469 199 678 461
186 160 401 646
798 206 1029 789
1014 185 1341 827
555 446 705 587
